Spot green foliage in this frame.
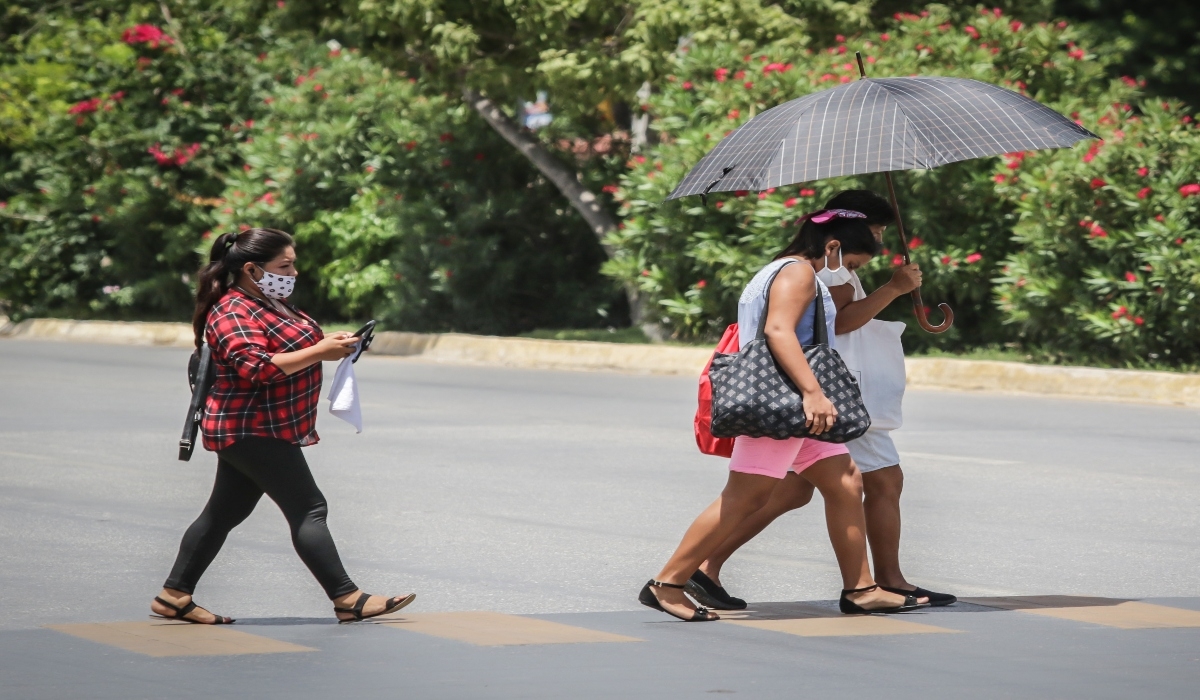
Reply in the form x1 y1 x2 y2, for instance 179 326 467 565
212 45 621 333
995 99 1200 365
0 1 278 320
606 8 1133 350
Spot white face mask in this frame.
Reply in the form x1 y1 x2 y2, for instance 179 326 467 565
815 248 854 287
253 266 296 300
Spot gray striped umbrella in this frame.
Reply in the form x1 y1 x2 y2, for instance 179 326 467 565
666 62 1098 332
666 76 1097 199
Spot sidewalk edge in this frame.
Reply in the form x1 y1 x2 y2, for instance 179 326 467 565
3 318 1198 407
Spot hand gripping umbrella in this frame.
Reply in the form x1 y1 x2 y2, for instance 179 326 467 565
666 53 1098 332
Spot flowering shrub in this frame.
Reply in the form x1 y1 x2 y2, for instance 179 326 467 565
0 4 279 319
211 47 620 332
994 100 1200 364
607 7 1144 352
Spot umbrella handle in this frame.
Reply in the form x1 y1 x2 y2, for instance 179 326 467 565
910 290 954 333
882 170 954 334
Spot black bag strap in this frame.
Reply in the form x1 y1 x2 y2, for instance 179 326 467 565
754 260 828 346
179 343 215 462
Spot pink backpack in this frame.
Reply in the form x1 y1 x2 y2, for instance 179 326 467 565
694 323 739 457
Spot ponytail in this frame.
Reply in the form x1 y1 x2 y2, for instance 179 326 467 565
192 228 295 347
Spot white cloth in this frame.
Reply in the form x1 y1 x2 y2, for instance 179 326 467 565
327 339 367 433
836 271 907 431
846 430 901 472
738 259 837 349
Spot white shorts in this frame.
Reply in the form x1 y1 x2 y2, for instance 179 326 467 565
846 430 900 473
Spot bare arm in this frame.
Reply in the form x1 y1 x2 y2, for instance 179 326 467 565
763 263 836 435
831 264 923 334
271 333 358 375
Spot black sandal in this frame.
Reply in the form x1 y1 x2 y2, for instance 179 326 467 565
685 570 747 611
839 585 929 615
638 580 718 621
151 596 234 624
334 592 416 623
880 585 957 607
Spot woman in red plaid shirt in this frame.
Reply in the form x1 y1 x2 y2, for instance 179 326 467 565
150 228 415 624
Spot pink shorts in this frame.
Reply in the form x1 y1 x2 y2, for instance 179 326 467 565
728 436 850 479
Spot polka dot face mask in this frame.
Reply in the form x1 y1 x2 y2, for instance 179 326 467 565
253 266 297 300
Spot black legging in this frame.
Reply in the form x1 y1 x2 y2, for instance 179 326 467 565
164 437 358 599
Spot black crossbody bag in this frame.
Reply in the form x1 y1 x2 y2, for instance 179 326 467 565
178 344 216 462
709 262 871 443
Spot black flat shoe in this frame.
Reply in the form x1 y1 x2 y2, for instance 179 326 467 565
638 580 718 621
881 585 957 607
151 596 234 624
839 584 929 615
685 570 747 611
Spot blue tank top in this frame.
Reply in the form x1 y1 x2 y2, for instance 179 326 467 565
737 259 837 349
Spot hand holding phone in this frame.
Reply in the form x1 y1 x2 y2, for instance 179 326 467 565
350 320 376 362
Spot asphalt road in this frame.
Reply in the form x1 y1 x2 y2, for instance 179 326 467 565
1 339 1198 699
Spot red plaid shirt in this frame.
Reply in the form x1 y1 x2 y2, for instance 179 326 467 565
201 288 324 451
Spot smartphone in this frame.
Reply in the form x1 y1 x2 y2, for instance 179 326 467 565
351 320 376 362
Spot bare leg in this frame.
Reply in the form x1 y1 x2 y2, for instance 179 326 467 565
799 455 908 610
862 465 910 589
650 472 781 620
700 473 814 585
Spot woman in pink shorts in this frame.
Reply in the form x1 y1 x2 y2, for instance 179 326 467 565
639 211 927 621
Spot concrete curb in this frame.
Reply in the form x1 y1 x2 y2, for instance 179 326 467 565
3 317 1199 408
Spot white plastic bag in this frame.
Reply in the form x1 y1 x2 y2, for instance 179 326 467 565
836 318 906 431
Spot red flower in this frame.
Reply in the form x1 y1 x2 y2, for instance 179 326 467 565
258 192 276 205
405 140 417 150
941 255 952 265
908 237 922 249
440 159 451 168
1137 167 1149 177
965 253 983 264
728 109 740 120
1134 316 1145 326
714 68 729 82
1090 178 1106 189
475 152 485 161
366 165 376 173
758 192 768 200
993 174 1006 183
1124 271 1137 283
734 190 748 197
313 83 324 92
1179 184 1200 197
743 81 754 89
67 98 101 115
891 255 905 267
634 155 647 164
1082 143 1101 163
735 70 746 80
696 280 707 289
784 198 798 208
1111 306 1127 319
439 132 454 142
602 184 619 194
121 25 173 48
965 26 980 39
1010 20 1024 32
715 202 724 209
1068 48 1085 60
1137 187 1151 199
799 189 816 197
682 81 693 90
879 33 890 42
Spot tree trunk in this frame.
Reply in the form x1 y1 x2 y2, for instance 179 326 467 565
463 88 662 341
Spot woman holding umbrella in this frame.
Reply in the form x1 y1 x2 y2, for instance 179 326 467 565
687 190 956 611
639 211 928 621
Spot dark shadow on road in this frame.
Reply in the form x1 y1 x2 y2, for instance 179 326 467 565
234 617 337 626
725 596 1134 620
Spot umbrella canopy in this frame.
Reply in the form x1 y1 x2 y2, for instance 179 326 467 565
666 76 1098 200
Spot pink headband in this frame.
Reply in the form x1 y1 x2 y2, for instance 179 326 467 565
805 208 867 224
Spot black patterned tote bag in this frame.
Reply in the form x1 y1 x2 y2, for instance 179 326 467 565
710 263 871 443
